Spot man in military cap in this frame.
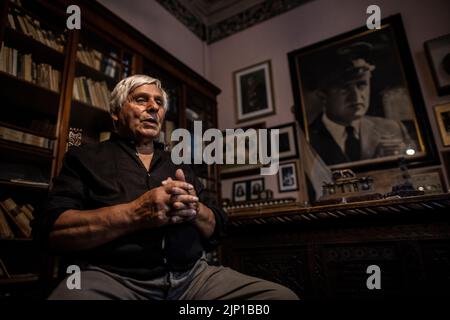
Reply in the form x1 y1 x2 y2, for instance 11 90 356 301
308 42 414 165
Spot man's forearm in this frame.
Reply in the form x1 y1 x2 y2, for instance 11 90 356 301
48 202 139 253
192 203 216 238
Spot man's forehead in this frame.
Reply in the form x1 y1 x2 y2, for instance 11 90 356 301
130 84 163 95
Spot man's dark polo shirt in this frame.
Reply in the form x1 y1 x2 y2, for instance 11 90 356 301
36 134 227 279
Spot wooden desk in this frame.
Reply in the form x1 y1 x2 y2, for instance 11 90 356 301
220 194 450 300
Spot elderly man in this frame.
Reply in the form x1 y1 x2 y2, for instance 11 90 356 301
309 42 414 166
37 74 297 300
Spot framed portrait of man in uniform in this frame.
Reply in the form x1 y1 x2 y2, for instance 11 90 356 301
288 14 437 172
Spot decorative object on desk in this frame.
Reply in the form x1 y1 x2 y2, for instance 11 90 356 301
411 171 444 195
385 157 424 198
259 189 274 200
318 169 382 205
68 127 83 147
232 178 265 202
425 33 450 96
434 103 450 146
278 162 299 192
234 60 275 123
288 14 437 172
221 123 266 178
268 122 299 160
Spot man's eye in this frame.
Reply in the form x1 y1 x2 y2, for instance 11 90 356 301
155 98 162 105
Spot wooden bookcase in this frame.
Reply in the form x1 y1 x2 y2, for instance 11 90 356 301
0 0 220 299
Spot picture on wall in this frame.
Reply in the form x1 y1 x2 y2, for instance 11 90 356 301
220 123 265 178
278 162 299 192
269 122 299 161
434 102 450 146
234 60 275 123
288 14 437 172
425 33 450 96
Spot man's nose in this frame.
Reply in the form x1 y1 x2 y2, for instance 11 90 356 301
145 99 159 112
347 86 363 103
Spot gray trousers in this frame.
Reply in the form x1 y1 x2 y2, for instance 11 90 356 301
48 257 298 300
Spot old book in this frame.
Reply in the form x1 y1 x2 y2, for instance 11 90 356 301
0 198 31 238
0 207 14 239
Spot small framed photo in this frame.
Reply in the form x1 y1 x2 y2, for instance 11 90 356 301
425 34 450 96
278 162 299 192
250 178 265 200
434 103 450 146
234 60 275 123
269 122 299 160
232 181 247 202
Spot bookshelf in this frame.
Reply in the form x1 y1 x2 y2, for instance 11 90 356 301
0 0 221 298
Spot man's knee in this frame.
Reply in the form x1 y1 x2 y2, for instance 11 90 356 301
265 283 299 300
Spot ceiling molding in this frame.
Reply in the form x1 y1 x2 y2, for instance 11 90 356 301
157 0 313 44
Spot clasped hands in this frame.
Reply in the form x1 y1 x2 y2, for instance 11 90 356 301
133 169 200 228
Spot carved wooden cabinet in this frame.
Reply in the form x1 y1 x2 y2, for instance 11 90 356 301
220 194 450 300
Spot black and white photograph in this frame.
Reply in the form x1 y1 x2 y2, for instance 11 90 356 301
278 162 299 192
425 33 450 96
434 103 450 146
288 14 437 171
232 181 247 202
250 178 265 200
234 61 275 122
269 122 299 161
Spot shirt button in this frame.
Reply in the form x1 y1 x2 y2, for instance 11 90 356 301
147 173 151 177
163 258 168 264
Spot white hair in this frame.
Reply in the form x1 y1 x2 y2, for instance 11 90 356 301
109 74 169 115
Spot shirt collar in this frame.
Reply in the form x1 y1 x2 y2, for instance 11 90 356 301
322 113 361 138
110 132 165 172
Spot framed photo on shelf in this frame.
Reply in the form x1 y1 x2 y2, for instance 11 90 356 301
232 181 247 202
434 103 450 146
278 162 299 192
234 61 275 123
269 122 299 160
250 178 265 200
425 33 450 96
288 14 437 172
232 178 265 202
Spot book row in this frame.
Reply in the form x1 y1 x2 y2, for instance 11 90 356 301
0 44 61 92
7 2 66 53
0 198 34 239
73 76 111 111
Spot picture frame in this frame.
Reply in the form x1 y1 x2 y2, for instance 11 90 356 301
278 161 299 192
410 170 445 195
434 103 450 146
220 122 265 179
269 122 299 161
232 178 265 202
425 33 450 96
249 178 265 200
288 14 438 172
234 60 275 123
232 181 247 202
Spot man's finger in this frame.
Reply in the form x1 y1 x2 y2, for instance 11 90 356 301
168 208 197 218
170 194 199 204
176 169 186 182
